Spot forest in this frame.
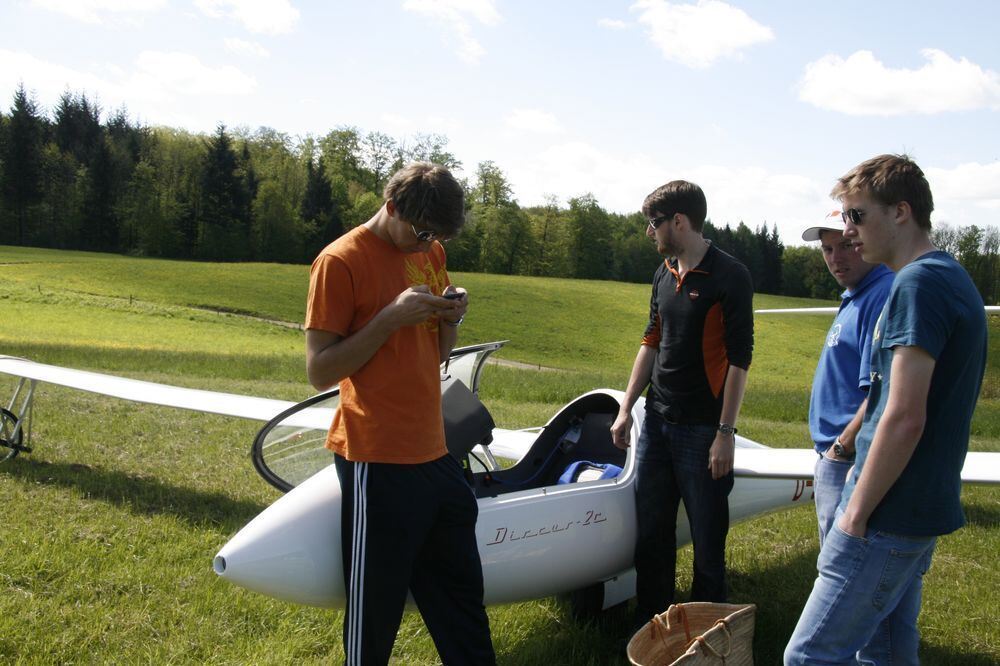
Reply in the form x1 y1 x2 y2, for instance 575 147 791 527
1 84 997 303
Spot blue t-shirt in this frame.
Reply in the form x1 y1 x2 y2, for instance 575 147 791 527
809 264 894 452
841 251 987 536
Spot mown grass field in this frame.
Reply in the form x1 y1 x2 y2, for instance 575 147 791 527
1 245 998 664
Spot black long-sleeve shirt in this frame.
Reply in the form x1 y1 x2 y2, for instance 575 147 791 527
641 242 754 425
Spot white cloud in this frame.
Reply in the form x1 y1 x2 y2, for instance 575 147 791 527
598 18 627 30
0 50 123 108
688 164 829 241
134 51 256 97
30 0 166 24
502 140 830 244
0 49 256 118
402 0 501 65
799 49 1000 116
224 37 270 58
630 0 774 69
195 0 299 35
505 108 565 134
926 163 1000 227
377 113 465 139
509 140 660 210
925 162 1000 206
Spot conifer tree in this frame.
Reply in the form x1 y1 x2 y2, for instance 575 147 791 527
302 157 342 257
53 92 101 165
1 84 45 245
199 124 248 260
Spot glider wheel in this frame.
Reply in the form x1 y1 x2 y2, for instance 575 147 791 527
561 582 605 621
1 407 24 462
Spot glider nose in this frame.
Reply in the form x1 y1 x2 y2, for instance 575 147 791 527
212 464 346 608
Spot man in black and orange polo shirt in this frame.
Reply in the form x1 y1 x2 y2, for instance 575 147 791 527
611 180 754 627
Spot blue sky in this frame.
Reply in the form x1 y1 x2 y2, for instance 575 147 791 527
2 0 998 244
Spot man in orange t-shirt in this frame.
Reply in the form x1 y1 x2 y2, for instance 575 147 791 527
305 162 495 666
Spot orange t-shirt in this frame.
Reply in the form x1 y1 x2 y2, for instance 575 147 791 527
305 225 451 464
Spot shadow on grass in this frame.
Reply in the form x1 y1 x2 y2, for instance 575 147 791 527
964 497 1000 528
498 547 821 665
525 539 1000 664
529 597 635 666
1 457 267 531
728 548 817 664
920 644 998 665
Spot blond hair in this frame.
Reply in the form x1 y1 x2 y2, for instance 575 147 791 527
831 154 933 230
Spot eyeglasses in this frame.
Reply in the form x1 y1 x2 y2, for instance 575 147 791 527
410 224 440 242
841 208 866 225
648 213 675 230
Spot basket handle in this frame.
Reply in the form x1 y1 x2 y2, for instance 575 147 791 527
650 604 693 645
692 619 733 659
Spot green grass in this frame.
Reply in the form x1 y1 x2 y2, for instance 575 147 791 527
1 245 998 664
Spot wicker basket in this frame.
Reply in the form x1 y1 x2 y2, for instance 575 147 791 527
627 602 756 665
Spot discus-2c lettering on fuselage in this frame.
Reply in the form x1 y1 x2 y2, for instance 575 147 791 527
487 509 607 546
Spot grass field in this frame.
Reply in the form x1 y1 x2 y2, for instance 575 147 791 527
1 245 998 664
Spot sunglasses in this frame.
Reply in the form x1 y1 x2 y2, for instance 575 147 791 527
410 224 441 242
648 213 675 230
841 208 866 225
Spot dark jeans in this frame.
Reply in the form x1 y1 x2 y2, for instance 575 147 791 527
634 411 734 622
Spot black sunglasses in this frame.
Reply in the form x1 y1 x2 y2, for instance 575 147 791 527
410 224 441 242
648 213 675 230
841 208 866 225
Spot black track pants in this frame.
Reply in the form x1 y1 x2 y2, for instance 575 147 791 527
334 453 496 666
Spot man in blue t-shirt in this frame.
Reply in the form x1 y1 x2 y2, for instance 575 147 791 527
785 155 987 665
802 212 893 546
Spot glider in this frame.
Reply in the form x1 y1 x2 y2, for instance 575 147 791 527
3 340 998 615
210 341 999 611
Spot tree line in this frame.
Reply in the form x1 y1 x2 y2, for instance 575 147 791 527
1 84 997 303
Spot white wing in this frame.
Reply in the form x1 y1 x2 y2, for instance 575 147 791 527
0 356 295 422
755 307 840 314
757 306 1000 315
734 446 1000 485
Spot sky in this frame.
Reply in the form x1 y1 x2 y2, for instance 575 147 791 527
2 0 999 245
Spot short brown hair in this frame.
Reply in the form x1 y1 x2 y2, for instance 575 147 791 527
384 162 466 236
831 154 934 230
642 180 708 232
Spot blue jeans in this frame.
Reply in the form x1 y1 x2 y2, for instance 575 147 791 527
784 512 936 665
634 412 734 622
814 453 852 548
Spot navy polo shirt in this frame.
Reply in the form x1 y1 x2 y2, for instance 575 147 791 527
842 251 987 536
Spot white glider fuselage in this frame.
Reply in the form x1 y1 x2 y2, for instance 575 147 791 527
213 390 814 609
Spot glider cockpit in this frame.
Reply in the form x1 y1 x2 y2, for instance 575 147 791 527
250 341 630 501
467 394 625 499
251 342 515 492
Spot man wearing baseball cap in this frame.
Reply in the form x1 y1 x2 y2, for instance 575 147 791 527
803 211 893 545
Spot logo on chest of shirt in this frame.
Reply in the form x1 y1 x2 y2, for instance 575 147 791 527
826 323 842 347
688 289 700 301
404 255 448 331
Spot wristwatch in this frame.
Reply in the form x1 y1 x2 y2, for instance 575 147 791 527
832 438 855 460
718 423 737 436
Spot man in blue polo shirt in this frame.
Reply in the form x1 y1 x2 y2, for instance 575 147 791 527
785 154 987 665
802 212 892 545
